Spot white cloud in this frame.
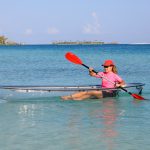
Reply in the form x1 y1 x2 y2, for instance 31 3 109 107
83 12 100 34
47 27 59 34
25 29 33 35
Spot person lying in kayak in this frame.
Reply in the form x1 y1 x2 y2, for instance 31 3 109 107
61 59 125 100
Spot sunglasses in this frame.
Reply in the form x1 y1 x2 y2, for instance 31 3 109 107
104 66 112 68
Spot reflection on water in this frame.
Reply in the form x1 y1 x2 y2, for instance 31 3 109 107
15 99 122 150
101 99 118 150
18 104 37 128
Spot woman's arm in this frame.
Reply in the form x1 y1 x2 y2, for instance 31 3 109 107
115 80 126 87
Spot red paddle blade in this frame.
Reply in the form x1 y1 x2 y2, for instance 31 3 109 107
132 93 145 100
65 52 83 65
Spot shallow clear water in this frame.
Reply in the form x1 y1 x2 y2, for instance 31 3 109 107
0 44 150 150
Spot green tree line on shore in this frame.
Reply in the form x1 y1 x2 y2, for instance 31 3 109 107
0 35 8 45
0 35 19 45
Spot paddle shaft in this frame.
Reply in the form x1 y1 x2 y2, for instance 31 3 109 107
82 64 90 70
82 63 115 83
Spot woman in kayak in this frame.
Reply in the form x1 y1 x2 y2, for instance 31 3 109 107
61 60 125 100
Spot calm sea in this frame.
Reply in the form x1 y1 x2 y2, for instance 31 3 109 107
0 44 150 150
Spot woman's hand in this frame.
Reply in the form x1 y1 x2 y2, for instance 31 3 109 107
89 67 96 76
115 83 121 87
115 81 126 87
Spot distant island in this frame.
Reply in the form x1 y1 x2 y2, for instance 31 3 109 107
51 41 119 45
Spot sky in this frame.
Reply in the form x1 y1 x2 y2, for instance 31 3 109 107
0 0 150 44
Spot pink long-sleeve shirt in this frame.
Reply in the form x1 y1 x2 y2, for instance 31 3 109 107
94 72 123 88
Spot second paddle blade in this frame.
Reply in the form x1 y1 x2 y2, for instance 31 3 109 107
132 93 145 100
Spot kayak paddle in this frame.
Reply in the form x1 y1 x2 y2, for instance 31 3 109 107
65 52 145 100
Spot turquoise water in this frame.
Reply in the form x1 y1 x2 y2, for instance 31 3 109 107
0 44 150 150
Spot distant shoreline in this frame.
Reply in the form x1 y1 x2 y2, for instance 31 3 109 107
0 41 117 46
1 42 150 46
1 35 150 45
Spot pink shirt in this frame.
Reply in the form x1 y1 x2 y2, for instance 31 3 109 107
94 72 123 88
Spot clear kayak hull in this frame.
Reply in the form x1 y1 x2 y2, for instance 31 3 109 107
0 83 144 93
0 83 145 101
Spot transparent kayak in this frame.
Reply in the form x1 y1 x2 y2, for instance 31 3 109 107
0 83 145 94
